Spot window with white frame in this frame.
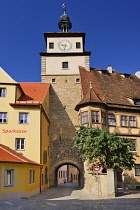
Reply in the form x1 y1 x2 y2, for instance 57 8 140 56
19 113 29 124
29 169 35 184
91 111 99 123
108 114 115 126
15 138 25 150
0 88 6 97
5 169 14 187
0 112 7 123
135 164 140 176
81 111 89 124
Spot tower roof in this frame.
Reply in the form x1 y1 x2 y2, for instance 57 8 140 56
58 3 72 32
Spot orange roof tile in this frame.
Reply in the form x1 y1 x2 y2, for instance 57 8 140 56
0 144 41 165
17 83 50 105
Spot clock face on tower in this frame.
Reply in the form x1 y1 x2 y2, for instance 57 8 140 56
58 40 72 51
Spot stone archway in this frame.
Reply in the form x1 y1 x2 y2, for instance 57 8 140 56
49 159 84 187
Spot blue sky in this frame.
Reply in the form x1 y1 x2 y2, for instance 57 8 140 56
1 0 140 82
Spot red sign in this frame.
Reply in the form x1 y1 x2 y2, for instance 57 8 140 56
2 129 27 134
93 164 100 171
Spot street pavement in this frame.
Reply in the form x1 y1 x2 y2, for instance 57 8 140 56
0 182 140 210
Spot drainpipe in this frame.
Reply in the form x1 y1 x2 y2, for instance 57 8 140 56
40 166 43 193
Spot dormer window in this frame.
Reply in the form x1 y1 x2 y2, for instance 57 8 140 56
134 100 140 105
101 70 108 75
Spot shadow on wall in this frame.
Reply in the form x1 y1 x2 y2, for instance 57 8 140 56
49 86 77 141
122 172 140 190
49 86 84 187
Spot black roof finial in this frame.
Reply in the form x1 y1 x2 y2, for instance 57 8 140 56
62 3 66 14
58 3 72 32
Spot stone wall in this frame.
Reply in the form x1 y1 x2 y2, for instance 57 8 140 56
42 75 84 186
84 169 108 197
84 163 117 198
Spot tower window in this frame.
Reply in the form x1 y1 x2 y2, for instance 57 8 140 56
76 42 81 49
49 42 54 49
75 78 80 83
62 62 68 69
51 78 56 83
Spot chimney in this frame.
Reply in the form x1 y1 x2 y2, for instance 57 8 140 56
107 65 114 73
135 71 140 79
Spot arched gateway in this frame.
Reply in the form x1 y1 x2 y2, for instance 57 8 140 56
40 5 90 188
52 160 84 187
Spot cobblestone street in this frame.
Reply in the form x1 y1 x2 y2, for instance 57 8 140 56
0 183 140 210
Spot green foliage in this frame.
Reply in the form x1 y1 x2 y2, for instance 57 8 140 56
73 126 138 170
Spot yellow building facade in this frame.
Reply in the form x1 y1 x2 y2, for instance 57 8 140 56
0 144 41 200
0 67 50 196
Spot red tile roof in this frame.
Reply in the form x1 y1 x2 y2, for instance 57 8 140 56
0 144 41 165
76 66 140 110
13 83 50 105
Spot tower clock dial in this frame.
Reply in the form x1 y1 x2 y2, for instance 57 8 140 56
58 40 72 51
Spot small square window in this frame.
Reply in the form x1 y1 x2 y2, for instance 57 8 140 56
49 42 54 49
15 138 25 150
52 79 56 83
19 113 29 124
76 42 81 49
0 112 7 124
75 78 80 83
62 62 68 69
0 88 6 97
